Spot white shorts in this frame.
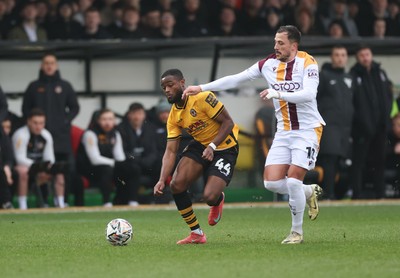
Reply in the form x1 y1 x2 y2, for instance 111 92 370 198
265 127 323 170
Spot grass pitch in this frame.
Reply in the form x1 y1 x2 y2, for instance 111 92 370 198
0 203 399 278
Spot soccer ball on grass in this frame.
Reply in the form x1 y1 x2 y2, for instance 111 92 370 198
105 218 133 246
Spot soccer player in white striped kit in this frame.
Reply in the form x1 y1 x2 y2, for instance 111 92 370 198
183 25 325 244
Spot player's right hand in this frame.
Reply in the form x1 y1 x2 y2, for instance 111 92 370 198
154 181 165 196
182 85 202 99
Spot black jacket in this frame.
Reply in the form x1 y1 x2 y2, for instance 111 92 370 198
117 118 158 171
350 61 393 137
317 63 354 156
22 70 80 154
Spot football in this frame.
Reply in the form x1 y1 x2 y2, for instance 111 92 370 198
105 218 133 246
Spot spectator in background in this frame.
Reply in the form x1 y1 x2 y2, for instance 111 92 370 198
155 10 180 39
0 0 8 38
350 45 393 199
256 8 281 35
77 109 125 207
116 6 145 39
22 53 80 206
115 102 158 205
373 18 386 39
211 5 244 37
322 0 358 37
35 0 50 28
107 1 124 36
177 0 209 37
238 0 265 35
0 86 14 209
327 19 348 39
12 108 65 210
7 1 47 41
73 0 94 26
140 8 161 38
80 7 113 39
1 0 18 37
47 1 83 40
317 46 353 200
124 0 140 10
100 0 119 26
294 7 323 36
386 113 400 195
386 0 400 36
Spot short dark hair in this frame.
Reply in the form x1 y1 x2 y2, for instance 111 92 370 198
331 45 347 53
277 25 301 44
161 69 184 80
27 108 46 119
355 44 371 55
128 102 145 112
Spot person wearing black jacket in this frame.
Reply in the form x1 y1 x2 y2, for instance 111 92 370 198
350 45 393 199
0 86 14 209
317 46 354 200
115 102 158 205
22 53 80 205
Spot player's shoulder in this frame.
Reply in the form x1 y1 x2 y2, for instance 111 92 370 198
41 129 53 140
258 53 277 71
297 51 318 67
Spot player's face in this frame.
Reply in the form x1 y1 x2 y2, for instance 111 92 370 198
274 32 297 62
331 48 348 69
28 115 46 135
356 48 373 69
160 75 185 104
41 55 58 76
127 109 146 128
98 111 115 132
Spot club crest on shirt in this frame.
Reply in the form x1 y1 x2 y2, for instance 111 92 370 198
55 86 62 94
190 109 197 117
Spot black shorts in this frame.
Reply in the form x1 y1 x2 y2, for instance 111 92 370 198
181 140 239 185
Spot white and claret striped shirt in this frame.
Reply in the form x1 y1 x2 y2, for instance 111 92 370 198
200 51 325 131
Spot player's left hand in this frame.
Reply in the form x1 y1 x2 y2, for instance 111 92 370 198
260 89 280 100
202 146 214 161
183 85 202 99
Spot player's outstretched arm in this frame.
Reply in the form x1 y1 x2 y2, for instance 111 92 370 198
154 139 179 196
182 85 202 99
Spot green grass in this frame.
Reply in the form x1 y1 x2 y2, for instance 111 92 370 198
0 204 399 278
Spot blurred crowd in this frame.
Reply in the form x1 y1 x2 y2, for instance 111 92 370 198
1 0 400 41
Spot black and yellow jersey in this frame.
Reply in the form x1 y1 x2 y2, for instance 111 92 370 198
167 91 239 150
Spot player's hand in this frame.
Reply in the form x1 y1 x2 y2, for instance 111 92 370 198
202 146 214 161
182 85 202 99
154 181 166 196
260 89 280 100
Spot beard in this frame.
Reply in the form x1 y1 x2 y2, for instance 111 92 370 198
168 90 183 104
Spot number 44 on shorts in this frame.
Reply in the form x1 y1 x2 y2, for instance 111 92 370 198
215 158 231 177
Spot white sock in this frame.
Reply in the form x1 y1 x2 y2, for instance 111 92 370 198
103 202 113 207
303 184 313 199
264 179 288 194
287 178 305 235
192 228 203 235
57 196 65 208
18 196 28 210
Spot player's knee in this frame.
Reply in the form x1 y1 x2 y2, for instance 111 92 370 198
264 179 285 193
203 191 219 205
169 180 185 194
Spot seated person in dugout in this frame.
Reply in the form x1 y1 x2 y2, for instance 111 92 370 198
12 108 65 210
76 108 125 207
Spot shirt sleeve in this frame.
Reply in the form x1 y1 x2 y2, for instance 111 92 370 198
82 130 115 166
42 130 55 164
166 112 181 141
279 63 319 104
200 62 262 92
12 127 34 167
113 132 126 162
